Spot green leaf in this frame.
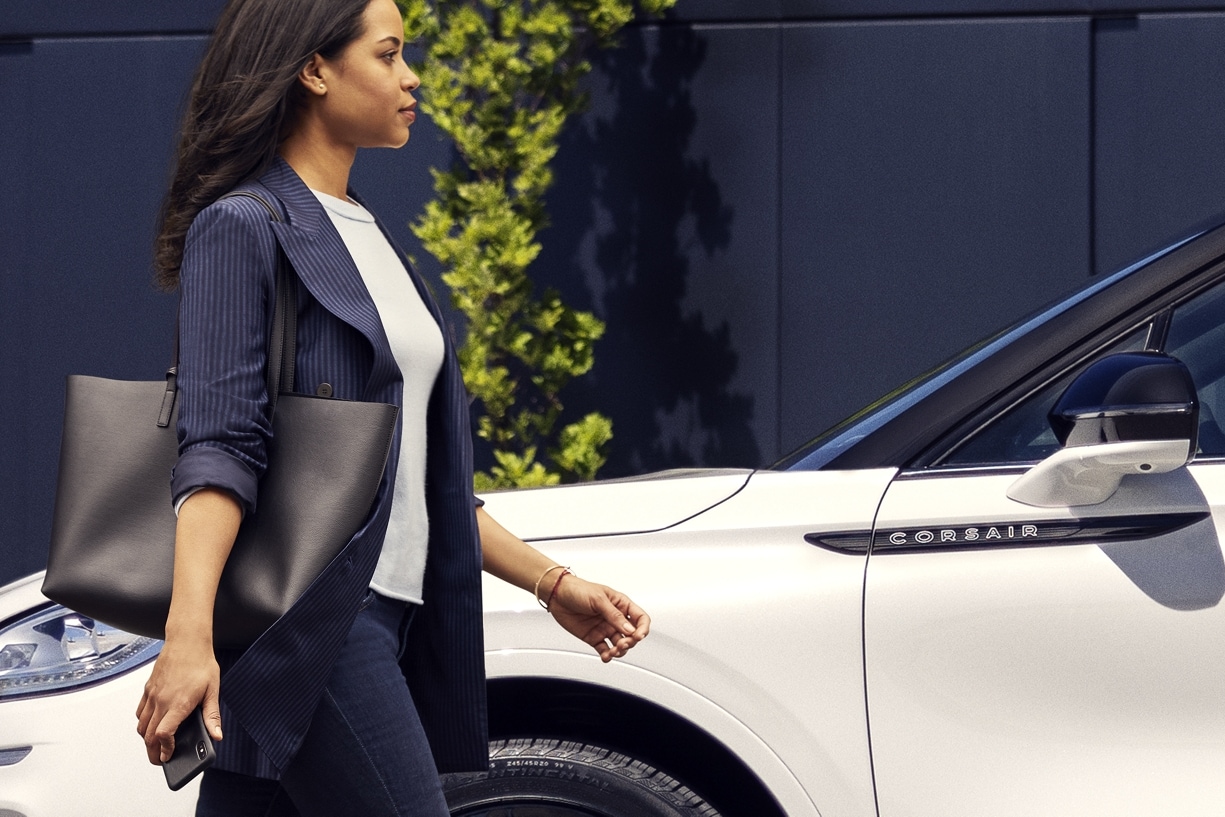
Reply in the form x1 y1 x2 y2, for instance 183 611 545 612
402 0 675 489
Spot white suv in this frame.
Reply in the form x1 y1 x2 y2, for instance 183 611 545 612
5 221 1225 816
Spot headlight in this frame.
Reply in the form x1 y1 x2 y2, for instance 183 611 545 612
0 605 161 700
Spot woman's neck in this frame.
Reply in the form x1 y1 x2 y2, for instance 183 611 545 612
279 126 355 199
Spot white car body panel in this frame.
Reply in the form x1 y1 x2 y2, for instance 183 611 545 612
0 467 893 817
483 648 820 817
477 468 753 540
483 467 898 817
866 465 1225 815
0 665 192 817
0 575 196 817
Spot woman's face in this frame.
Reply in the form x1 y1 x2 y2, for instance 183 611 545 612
313 0 419 150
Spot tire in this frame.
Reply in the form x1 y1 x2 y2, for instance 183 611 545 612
442 738 722 817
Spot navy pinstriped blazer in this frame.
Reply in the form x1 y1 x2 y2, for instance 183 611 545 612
170 158 488 778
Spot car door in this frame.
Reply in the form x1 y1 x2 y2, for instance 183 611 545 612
863 280 1225 816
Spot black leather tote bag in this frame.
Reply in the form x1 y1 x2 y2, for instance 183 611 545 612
43 193 398 647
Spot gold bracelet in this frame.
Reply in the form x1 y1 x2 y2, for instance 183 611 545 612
534 565 567 609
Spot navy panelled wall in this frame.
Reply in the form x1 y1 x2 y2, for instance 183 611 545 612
778 18 1091 455
7 3 1225 585
543 7 1225 474
669 0 1225 17
1 34 208 586
539 23 780 473
1094 14 1225 275
0 2 224 36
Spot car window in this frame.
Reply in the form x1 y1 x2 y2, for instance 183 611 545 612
1165 279 1225 457
939 328 1150 467
943 276 1225 467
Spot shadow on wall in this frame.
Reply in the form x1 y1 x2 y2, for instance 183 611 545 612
539 24 756 478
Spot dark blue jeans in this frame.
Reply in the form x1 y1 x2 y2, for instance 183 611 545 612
195 592 450 817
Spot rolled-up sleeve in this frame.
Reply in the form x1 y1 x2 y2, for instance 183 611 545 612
170 197 278 516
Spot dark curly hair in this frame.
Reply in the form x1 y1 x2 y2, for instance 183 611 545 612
153 0 372 289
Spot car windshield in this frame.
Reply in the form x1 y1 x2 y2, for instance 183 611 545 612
773 239 1195 472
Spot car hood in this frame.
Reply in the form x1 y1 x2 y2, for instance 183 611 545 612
477 468 754 541
0 470 753 608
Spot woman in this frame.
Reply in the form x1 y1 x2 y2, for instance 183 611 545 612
134 0 650 813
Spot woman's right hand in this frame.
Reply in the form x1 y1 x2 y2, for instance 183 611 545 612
135 631 222 764
133 487 241 765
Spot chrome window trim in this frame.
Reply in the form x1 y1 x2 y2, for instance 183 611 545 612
896 464 1032 480
0 746 32 767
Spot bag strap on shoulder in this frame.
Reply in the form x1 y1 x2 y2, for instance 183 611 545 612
160 190 300 429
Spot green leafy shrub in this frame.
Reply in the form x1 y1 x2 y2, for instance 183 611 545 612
400 0 676 489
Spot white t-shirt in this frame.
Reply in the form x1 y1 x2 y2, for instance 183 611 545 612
313 190 444 604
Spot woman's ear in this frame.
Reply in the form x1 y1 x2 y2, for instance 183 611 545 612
298 54 328 96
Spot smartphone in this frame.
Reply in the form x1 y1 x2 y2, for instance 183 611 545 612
162 706 216 791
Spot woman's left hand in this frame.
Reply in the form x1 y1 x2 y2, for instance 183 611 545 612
546 574 651 662
474 507 651 661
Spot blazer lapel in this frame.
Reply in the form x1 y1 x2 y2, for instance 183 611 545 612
253 159 459 406
256 160 398 388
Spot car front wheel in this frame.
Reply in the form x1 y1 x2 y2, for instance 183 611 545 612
442 738 721 817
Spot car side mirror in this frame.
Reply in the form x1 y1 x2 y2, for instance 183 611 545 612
1007 352 1198 507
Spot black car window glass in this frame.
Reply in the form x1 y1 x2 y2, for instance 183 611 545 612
940 328 1150 466
1165 279 1225 457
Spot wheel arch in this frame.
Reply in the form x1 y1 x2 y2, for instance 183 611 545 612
485 674 788 817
